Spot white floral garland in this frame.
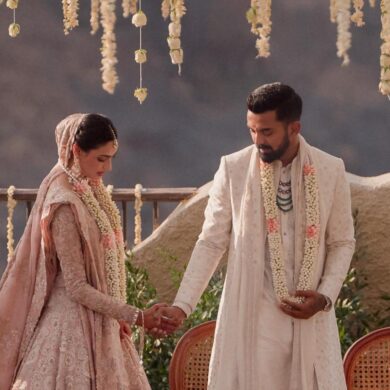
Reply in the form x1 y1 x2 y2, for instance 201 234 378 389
134 183 143 245
379 0 390 96
6 185 17 262
260 160 320 302
246 0 272 58
62 167 127 302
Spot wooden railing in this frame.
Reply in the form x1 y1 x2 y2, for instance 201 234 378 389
0 187 198 248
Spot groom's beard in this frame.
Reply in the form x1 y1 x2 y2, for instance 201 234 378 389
257 131 290 163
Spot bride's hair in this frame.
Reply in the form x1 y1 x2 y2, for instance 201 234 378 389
75 113 118 151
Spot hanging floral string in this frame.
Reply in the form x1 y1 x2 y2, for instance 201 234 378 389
134 183 143 245
100 0 119 94
379 0 390 96
246 0 272 58
330 0 337 22
162 0 186 75
333 0 352 65
6 186 17 261
122 0 137 17
62 0 79 35
351 0 365 26
6 0 20 38
90 0 100 34
132 0 148 103
106 184 114 196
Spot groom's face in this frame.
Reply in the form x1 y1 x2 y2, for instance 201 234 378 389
247 109 299 163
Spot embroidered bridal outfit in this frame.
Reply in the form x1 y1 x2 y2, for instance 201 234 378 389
0 114 150 390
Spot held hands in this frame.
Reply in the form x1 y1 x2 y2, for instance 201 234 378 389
280 290 328 319
133 304 186 338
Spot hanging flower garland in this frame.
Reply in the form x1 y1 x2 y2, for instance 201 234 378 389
246 0 272 58
100 0 119 94
351 0 365 26
260 161 320 302
6 185 17 261
162 0 186 74
379 0 390 96
90 0 100 35
6 0 20 38
122 0 137 17
62 0 79 35
334 0 352 66
134 183 143 245
132 0 148 104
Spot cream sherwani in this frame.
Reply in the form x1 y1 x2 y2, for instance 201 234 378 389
173 136 355 390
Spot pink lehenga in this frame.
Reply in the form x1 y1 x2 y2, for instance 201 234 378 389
0 114 151 390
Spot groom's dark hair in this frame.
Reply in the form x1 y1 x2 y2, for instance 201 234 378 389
247 82 302 122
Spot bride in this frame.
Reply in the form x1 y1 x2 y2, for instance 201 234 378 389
0 113 165 389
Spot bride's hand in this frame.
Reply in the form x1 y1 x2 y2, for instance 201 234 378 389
119 319 132 339
136 303 168 331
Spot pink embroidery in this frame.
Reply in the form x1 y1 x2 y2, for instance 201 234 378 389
267 218 279 233
306 224 319 239
303 164 315 176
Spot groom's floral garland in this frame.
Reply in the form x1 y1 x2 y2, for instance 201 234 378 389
62 166 127 302
260 160 320 302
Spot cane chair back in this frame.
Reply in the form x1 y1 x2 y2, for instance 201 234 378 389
343 327 390 390
169 320 216 390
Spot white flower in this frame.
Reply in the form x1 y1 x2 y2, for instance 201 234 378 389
169 22 181 36
6 0 18 9
380 54 390 67
379 80 390 94
134 87 148 103
167 36 181 50
8 23 20 38
135 49 147 64
170 48 183 64
132 11 147 27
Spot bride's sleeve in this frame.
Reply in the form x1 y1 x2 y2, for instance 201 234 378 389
51 204 139 325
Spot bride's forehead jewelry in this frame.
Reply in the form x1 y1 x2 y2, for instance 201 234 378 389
110 126 118 149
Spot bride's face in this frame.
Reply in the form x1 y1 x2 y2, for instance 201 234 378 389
73 141 117 180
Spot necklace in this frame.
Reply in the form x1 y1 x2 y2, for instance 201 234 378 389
277 179 293 212
260 160 320 302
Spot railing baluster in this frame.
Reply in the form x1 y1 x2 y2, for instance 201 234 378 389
153 201 160 230
121 201 127 245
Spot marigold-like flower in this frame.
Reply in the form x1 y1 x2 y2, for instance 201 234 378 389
132 10 147 27
135 49 147 64
134 87 148 103
8 23 20 38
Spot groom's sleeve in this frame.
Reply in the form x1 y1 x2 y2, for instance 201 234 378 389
317 159 355 305
173 156 233 316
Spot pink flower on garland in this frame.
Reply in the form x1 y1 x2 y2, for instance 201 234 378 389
115 229 123 244
306 224 319 239
73 180 89 194
101 233 115 249
267 218 279 233
303 164 315 176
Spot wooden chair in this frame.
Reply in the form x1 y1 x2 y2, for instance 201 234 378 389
343 327 390 390
169 320 216 390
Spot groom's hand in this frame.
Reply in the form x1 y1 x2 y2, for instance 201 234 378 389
159 306 187 335
280 290 327 319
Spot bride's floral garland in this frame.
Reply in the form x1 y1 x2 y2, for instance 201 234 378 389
61 165 127 302
260 160 320 303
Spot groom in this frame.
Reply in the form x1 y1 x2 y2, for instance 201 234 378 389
161 83 355 390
